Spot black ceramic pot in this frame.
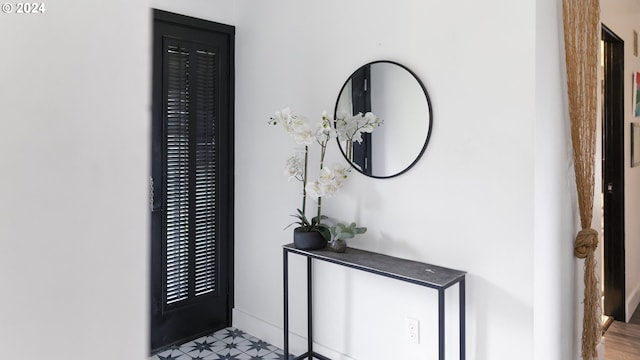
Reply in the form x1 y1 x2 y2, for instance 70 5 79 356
293 228 327 250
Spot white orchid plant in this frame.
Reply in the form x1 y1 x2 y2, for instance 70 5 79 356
270 107 382 240
269 108 382 240
269 107 349 240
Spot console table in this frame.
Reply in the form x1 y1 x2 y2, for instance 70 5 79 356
282 243 466 360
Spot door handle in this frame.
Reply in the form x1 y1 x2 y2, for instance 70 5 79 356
607 182 614 194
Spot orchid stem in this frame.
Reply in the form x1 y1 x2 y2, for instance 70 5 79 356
317 140 327 222
302 145 308 219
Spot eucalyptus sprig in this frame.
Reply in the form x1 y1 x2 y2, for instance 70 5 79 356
329 222 367 241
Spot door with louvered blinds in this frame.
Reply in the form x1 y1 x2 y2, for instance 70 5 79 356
151 10 234 352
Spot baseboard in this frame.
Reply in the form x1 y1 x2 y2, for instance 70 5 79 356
232 308 356 360
626 283 640 322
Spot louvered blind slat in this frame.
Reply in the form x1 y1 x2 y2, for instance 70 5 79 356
164 45 190 305
194 49 217 296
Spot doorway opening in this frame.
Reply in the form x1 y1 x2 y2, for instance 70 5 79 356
150 10 235 352
601 24 625 323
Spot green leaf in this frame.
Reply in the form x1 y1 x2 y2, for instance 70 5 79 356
329 221 367 241
317 226 331 241
284 220 303 230
336 232 355 240
310 214 327 226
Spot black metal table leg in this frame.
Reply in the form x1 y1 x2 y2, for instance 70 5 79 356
460 279 466 360
438 288 445 360
283 249 289 358
307 256 313 359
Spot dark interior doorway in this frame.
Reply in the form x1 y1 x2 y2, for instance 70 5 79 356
150 10 235 352
602 24 626 322
349 65 373 176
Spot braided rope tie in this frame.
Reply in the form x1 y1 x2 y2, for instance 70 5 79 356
574 228 598 259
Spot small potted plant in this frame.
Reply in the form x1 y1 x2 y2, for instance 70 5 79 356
328 222 367 253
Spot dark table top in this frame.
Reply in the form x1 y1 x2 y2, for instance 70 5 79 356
283 243 466 289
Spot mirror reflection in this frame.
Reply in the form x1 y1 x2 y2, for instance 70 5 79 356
334 61 432 178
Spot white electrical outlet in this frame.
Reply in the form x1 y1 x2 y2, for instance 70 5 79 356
406 317 420 344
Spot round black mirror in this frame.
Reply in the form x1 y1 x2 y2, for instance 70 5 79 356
334 60 432 178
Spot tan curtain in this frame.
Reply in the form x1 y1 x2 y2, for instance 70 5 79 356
562 0 601 358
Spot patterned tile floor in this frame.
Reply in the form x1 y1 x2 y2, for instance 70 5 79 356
150 327 294 360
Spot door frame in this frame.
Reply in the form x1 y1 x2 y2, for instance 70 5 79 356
602 24 625 321
150 9 235 352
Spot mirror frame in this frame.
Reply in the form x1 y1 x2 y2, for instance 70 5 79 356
333 60 433 179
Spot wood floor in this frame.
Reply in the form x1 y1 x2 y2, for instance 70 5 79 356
603 306 640 359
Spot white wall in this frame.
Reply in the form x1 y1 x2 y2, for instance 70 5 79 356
231 0 567 359
600 0 640 322
534 1 578 359
151 0 236 25
0 1 150 359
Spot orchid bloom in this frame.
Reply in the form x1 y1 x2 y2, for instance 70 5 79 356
283 155 304 182
335 111 383 143
306 165 350 199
